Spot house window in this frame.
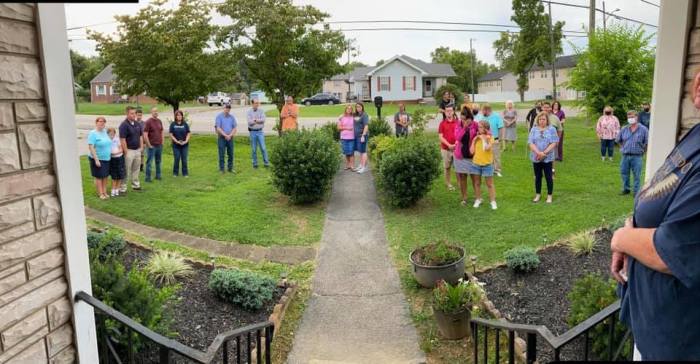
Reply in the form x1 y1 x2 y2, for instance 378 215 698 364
96 84 106 96
424 79 432 93
378 76 390 92
541 70 547 78
403 76 416 91
109 86 116 95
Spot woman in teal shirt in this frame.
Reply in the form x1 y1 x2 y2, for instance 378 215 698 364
87 116 112 200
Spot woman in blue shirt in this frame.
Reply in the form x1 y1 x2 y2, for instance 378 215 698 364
169 110 191 177
527 112 559 204
353 102 370 174
611 71 700 361
87 116 112 200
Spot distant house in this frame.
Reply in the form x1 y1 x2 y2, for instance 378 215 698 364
89 64 158 104
323 55 456 103
477 55 582 102
249 90 270 103
230 92 249 106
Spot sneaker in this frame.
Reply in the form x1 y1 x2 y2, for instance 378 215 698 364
133 186 141 191
356 166 366 174
253 165 259 169
473 199 482 208
620 190 631 195
447 184 456 191
546 196 553 204
145 178 152 183
461 200 467 206
532 194 541 203
609 157 614 162
490 201 498 210
496 172 503 177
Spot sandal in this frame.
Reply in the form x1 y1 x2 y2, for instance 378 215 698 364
99 194 109 200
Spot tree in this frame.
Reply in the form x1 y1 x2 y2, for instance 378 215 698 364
493 0 564 101
343 61 368 73
430 46 496 95
217 0 346 132
70 50 105 90
89 0 232 113
568 25 655 123
375 59 385 66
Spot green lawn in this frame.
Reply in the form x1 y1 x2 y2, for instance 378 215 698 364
77 102 205 115
80 135 325 246
382 116 635 270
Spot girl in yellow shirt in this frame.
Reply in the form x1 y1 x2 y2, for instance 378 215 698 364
469 121 497 209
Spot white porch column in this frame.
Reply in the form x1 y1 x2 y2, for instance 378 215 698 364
646 0 694 178
36 4 99 363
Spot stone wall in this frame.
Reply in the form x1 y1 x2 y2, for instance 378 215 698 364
681 0 700 138
0 3 76 363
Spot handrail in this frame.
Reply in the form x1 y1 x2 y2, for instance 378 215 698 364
76 291 274 363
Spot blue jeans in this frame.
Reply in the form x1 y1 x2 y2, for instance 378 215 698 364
601 139 615 158
145 145 162 181
218 136 234 171
620 154 643 194
249 130 269 167
172 144 189 176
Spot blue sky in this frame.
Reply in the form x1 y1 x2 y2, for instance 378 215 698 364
66 0 660 67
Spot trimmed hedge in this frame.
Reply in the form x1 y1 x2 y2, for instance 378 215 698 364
270 129 340 204
368 117 392 138
377 136 440 207
208 269 277 311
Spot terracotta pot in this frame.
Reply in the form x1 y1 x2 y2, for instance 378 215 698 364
433 307 471 340
409 246 465 288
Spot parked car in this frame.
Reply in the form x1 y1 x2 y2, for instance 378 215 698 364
207 92 231 106
301 93 340 106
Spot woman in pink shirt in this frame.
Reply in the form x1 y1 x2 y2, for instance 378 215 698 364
338 105 356 170
596 105 620 161
454 109 479 205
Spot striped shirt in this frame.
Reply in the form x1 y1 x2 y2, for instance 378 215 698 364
616 124 648 155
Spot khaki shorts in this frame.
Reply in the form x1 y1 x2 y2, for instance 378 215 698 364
441 148 454 169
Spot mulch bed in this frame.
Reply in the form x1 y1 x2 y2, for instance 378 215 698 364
121 244 283 351
476 228 614 361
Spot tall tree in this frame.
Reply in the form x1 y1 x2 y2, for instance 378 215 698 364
343 61 368 73
568 25 655 122
430 46 496 95
217 0 346 131
493 0 564 101
89 0 232 113
70 50 106 90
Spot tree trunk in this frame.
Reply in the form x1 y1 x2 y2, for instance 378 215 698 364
276 101 284 137
171 101 180 119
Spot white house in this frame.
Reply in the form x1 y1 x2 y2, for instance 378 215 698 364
323 55 456 103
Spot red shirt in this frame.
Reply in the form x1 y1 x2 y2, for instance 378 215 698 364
144 117 164 146
438 118 458 150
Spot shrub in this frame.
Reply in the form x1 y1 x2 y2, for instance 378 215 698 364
87 229 126 261
91 257 178 342
208 269 277 311
270 129 340 204
368 135 396 162
368 116 392 138
434 83 464 107
433 279 482 314
568 274 631 360
567 231 597 255
145 252 194 286
409 108 430 135
377 135 441 207
318 122 340 142
412 240 464 266
504 246 540 273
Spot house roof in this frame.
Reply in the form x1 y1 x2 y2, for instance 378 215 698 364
329 55 456 81
90 64 115 84
478 70 510 82
529 55 579 72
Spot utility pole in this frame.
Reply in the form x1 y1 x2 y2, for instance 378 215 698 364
602 1 606 32
589 0 596 37
548 1 557 100
469 38 475 102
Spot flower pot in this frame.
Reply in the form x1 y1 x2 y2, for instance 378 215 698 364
409 247 465 288
434 308 471 340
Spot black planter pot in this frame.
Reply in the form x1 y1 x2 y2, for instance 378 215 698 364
409 246 465 288
433 307 471 340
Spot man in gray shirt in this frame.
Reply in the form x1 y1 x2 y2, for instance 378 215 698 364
247 99 269 168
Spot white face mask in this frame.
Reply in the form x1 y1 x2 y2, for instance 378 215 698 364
628 118 637 124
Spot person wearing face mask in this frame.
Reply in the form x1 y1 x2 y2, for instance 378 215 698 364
596 106 621 161
615 110 648 196
638 103 651 128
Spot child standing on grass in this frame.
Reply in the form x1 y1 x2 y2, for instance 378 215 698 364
108 127 126 197
469 121 497 210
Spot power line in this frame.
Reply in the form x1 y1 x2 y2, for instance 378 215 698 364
334 27 587 37
540 0 658 28
640 0 660 8
66 21 118 31
326 19 587 34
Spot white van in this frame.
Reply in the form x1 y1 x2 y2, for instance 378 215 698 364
207 92 231 106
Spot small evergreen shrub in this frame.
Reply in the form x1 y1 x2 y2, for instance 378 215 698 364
434 83 464 107
568 274 631 360
368 116 392 138
567 231 597 255
504 246 540 273
145 252 194 286
319 122 340 141
368 135 396 162
208 269 277 311
377 136 441 207
87 229 126 261
412 241 464 266
270 129 340 204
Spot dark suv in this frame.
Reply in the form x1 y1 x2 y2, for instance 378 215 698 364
301 93 341 106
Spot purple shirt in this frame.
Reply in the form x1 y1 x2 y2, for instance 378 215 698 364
339 115 354 140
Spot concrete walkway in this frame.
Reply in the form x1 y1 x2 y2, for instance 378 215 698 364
85 207 316 265
287 169 425 364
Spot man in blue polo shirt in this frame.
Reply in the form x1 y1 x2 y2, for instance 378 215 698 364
215 104 237 173
119 106 143 192
476 103 504 177
616 110 648 196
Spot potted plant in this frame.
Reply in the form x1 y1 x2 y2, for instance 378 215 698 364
409 240 465 288
432 279 481 340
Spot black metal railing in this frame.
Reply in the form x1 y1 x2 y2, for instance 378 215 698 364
470 300 632 363
76 291 274 364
